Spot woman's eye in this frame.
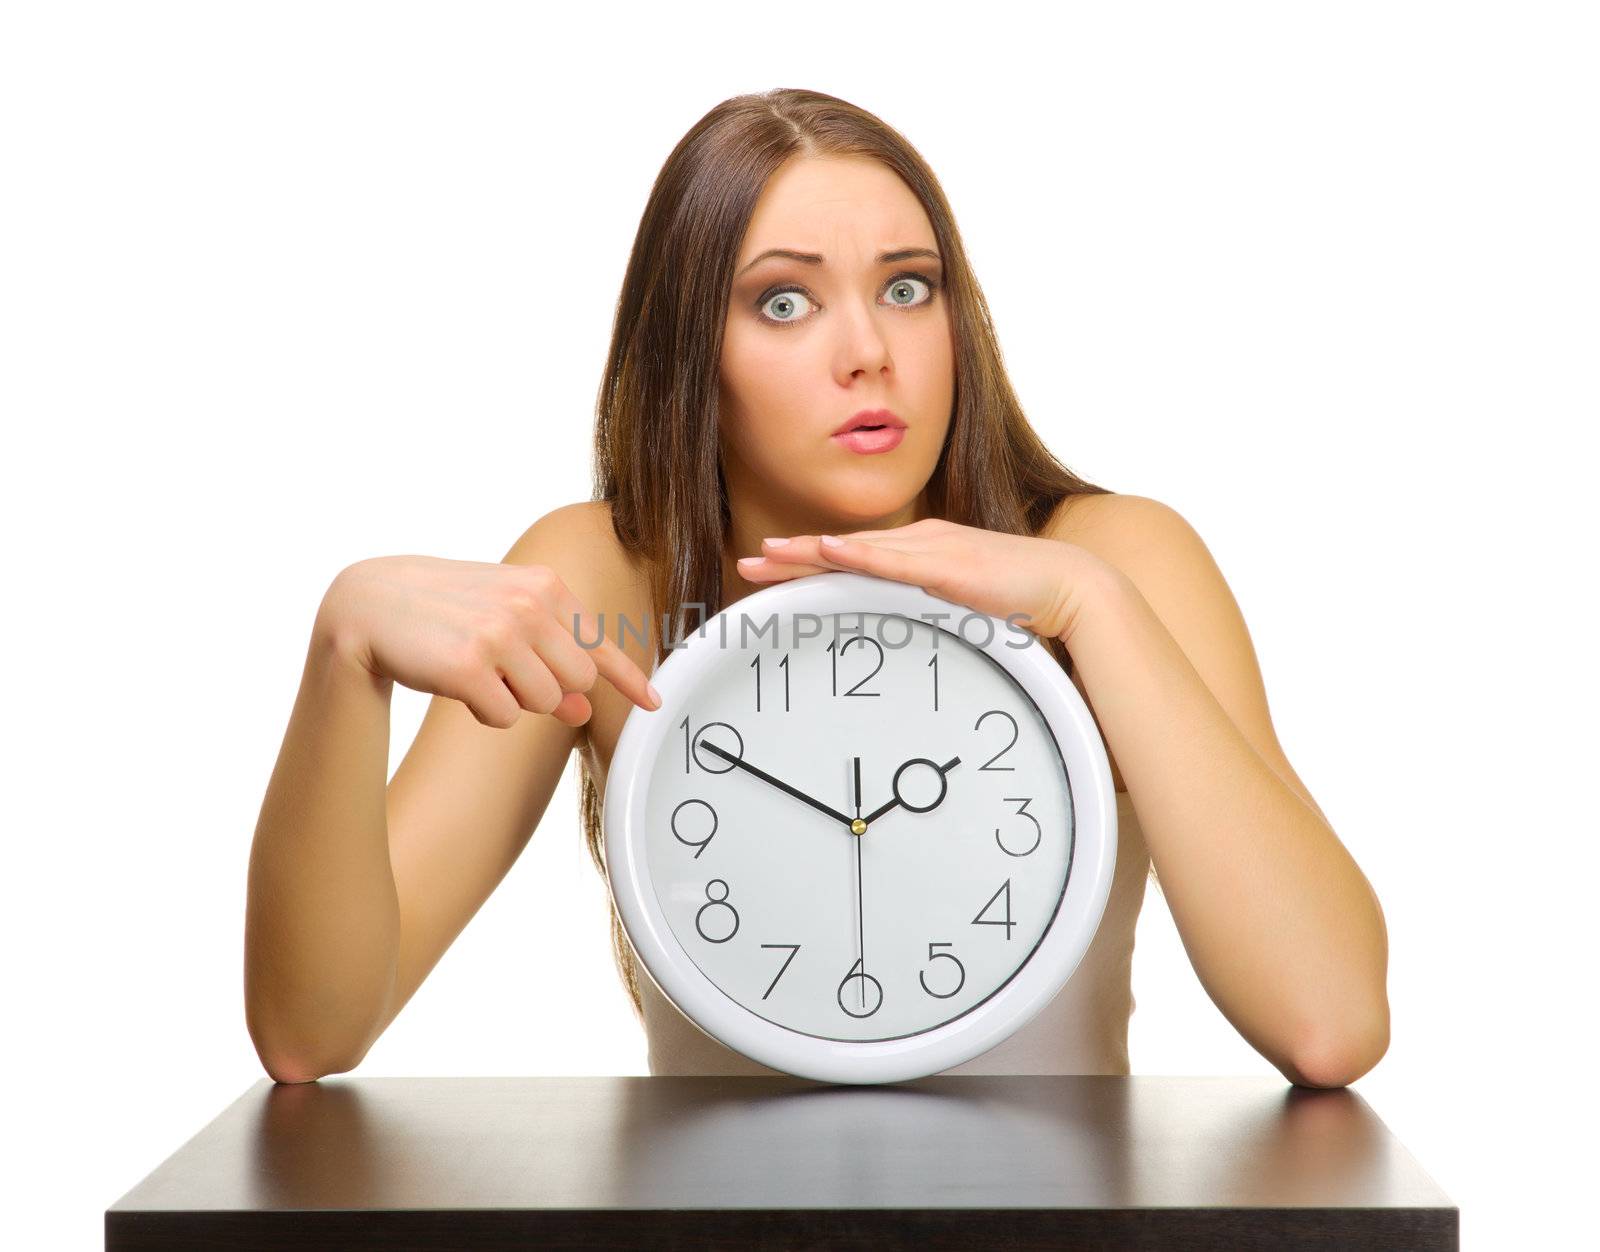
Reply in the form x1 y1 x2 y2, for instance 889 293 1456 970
884 275 934 307
756 273 938 328
759 289 817 325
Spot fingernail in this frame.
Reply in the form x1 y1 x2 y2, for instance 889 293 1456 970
737 555 765 565
647 682 662 706
763 536 790 546
820 535 844 548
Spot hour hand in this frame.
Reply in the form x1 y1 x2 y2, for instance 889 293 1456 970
862 755 962 825
700 742 856 830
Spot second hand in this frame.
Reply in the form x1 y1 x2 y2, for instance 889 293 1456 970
854 755 864 1011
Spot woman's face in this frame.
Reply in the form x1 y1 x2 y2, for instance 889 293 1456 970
719 155 955 526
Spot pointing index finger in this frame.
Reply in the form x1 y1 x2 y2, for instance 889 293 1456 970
591 635 661 710
564 600 661 711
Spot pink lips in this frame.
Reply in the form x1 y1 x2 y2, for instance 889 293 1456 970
832 426 906 454
831 408 907 455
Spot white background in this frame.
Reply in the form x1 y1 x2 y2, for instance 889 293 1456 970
4 3 1594 1248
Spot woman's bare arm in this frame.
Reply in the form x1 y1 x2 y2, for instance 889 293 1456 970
243 503 652 1084
243 607 402 1083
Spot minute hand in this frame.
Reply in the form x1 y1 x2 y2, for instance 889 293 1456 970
862 755 962 824
700 743 855 829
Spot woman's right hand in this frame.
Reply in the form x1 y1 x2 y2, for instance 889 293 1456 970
316 556 660 728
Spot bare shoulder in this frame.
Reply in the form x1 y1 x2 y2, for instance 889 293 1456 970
1039 491 1192 572
501 500 647 600
503 499 618 567
1041 490 1239 621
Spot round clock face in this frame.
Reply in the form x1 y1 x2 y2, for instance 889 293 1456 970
605 573 1117 1083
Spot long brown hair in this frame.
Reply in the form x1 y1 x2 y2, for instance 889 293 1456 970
581 88 1118 1026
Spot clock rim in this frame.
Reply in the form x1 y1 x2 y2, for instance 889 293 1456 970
602 570 1118 1085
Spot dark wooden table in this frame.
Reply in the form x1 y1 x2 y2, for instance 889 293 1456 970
106 1074 1457 1249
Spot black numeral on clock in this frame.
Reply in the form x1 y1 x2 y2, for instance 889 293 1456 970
670 798 718 859
828 635 883 697
694 879 740 944
972 878 1017 940
995 797 1042 857
680 716 744 773
759 943 800 1000
749 652 792 712
975 709 1018 771
837 957 884 1018
919 941 966 999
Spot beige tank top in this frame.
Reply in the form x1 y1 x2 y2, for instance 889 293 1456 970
629 789 1152 1076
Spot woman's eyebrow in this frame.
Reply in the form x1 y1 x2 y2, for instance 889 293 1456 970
736 246 943 278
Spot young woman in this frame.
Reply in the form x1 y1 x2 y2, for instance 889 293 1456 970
245 88 1389 1088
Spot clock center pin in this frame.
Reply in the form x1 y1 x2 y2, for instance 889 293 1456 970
851 818 867 836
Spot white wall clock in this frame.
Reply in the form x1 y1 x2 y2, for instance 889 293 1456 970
603 570 1118 1084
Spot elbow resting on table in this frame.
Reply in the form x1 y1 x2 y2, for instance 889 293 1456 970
256 1044 366 1086
1285 1005 1391 1089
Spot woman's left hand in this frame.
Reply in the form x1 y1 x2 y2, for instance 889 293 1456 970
735 518 1115 643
